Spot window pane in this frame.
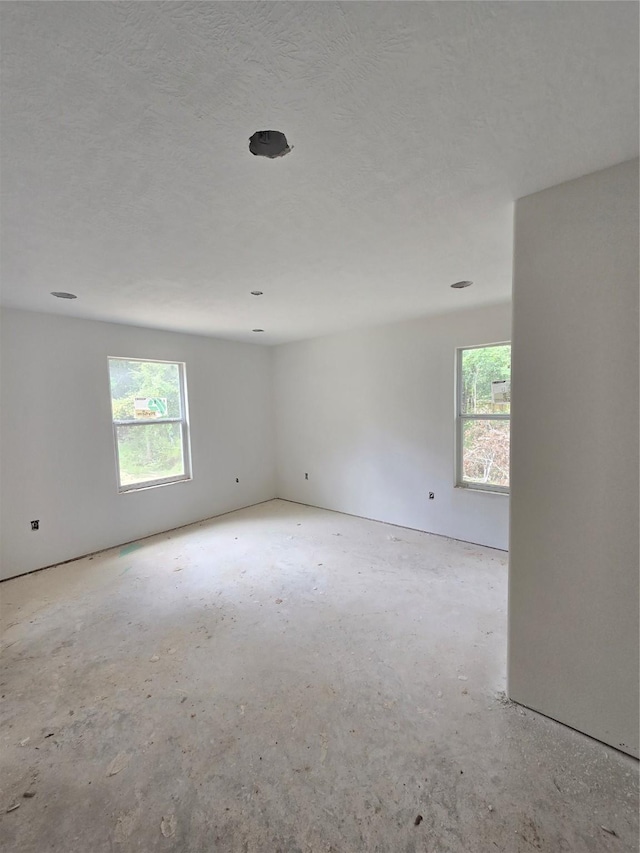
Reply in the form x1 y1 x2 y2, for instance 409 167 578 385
462 419 510 488
116 423 185 487
461 344 511 415
109 359 182 421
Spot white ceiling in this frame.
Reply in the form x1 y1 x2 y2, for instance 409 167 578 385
1 2 638 345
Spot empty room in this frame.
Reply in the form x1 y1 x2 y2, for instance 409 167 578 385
0 2 638 852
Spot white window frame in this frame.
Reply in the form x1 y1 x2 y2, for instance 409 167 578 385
455 342 511 495
108 357 192 493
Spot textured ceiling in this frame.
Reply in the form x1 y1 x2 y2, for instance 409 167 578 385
1 1 638 344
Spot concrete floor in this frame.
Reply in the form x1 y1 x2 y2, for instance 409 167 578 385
1 499 637 852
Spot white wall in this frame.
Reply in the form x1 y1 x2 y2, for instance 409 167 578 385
0 309 276 580
509 159 639 757
274 303 511 550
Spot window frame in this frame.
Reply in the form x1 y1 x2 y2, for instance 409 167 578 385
455 342 511 495
108 356 192 493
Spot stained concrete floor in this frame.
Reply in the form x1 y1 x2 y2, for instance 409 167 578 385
0 499 637 853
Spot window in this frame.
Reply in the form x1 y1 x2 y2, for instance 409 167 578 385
108 358 191 492
456 343 511 493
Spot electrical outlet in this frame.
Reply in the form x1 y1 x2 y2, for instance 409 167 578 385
305 473 309 480
428 492 435 500
31 519 39 530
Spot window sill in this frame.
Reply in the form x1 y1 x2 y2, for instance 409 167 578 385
455 484 509 496
119 476 192 494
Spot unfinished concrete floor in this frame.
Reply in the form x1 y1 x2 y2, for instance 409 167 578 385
1 500 637 852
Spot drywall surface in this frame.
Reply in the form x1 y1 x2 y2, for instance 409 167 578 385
274 303 511 550
509 159 639 757
0 309 276 580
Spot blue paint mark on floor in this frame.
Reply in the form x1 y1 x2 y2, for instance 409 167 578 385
119 542 142 557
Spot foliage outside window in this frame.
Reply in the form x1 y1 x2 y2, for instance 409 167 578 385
456 343 511 492
108 358 191 492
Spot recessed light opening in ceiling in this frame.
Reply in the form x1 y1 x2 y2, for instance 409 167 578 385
450 280 473 289
249 130 291 159
250 291 263 296
252 329 264 333
51 291 77 299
